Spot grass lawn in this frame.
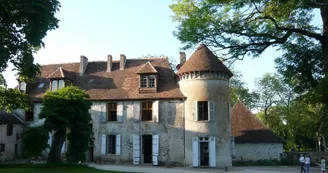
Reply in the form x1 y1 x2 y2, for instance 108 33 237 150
0 164 133 173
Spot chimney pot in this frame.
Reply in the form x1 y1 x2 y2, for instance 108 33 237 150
79 55 88 76
179 52 186 66
120 54 126 70
107 54 113 72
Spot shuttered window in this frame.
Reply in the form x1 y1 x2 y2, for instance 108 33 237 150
198 101 208 121
107 103 117 121
107 135 116 154
142 101 152 121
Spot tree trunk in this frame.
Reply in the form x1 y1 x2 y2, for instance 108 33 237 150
322 134 327 152
320 6 328 103
47 130 66 163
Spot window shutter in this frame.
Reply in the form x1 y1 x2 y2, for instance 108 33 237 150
152 100 159 123
192 101 198 121
48 133 52 149
101 134 106 155
152 134 159 165
133 103 140 123
116 135 121 156
100 104 107 123
133 135 140 165
208 101 215 121
209 137 216 167
61 140 66 154
192 137 199 167
117 102 123 122
230 136 236 157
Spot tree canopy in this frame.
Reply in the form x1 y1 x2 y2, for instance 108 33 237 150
39 86 93 163
170 0 328 103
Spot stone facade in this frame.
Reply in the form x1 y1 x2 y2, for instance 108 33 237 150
235 143 283 161
0 124 24 161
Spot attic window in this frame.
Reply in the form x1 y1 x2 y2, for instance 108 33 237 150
140 75 156 88
38 83 45 89
19 82 26 92
51 80 65 91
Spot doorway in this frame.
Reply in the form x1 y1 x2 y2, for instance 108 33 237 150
142 135 152 164
200 141 209 166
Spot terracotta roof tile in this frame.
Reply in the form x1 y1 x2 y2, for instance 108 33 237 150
136 61 158 74
27 58 185 101
231 100 283 143
177 44 233 77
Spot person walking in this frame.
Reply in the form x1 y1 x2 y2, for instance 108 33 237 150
305 155 311 173
299 154 306 173
321 157 326 172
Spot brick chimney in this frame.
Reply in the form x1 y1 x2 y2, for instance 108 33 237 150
79 55 88 76
120 54 126 70
179 52 186 66
107 54 113 72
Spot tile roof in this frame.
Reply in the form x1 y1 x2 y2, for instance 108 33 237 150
46 67 66 79
177 44 233 77
0 111 24 125
136 61 158 74
231 100 284 143
27 58 185 101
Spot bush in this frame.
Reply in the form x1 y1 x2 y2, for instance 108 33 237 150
22 126 49 158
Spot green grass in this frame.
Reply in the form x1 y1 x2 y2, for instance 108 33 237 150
0 164 133 173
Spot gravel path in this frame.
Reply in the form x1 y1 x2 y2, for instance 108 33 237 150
88 164 322 173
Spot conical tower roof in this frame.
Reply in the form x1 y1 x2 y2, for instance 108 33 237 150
177 44 233 77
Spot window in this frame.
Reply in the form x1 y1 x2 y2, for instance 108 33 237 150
142 101 152 121
25 104 34 121
107 103 117 121
19 82 26 92
0 144 4 152
7 124 13 136
51 79 65 91
107 135 116 154
198 101 208 121
140 75 156 88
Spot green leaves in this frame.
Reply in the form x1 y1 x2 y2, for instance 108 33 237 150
22 126 50 158
0 87 31 112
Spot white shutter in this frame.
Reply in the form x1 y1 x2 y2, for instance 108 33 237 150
192 101 198 121
100 105 107 123
117 102 123 122
230 136 235 157
133 135 140 165
61 140 66 154
101 134 106 155
192 137 199 167
48 133 52 148
116 135 121 156
208 101 215 121
152 101 159 123
209 137 216 167
133 103 140 123
152 134 159 165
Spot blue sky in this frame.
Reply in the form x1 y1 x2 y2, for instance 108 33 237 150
3 0 322 91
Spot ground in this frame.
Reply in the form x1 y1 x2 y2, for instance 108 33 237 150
89 164 324 173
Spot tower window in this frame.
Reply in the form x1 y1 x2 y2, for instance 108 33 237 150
198 101 209 121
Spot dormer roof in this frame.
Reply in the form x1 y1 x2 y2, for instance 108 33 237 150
136 61 158 74
177 44 233 77
46 67 66 79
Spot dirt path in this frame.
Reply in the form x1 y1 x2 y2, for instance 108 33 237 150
88 164 323 173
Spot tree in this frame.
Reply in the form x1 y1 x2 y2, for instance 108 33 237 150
39 86 92 163
0 87 30 112
139 54 178 72
170 0 328 104
0 0 60 110
22 126 49 159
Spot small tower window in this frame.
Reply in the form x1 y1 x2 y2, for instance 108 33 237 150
198 102 209 121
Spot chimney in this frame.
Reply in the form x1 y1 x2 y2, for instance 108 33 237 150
120 54 126 70
107 54 113 72
179 52 186 66
79 55 88 76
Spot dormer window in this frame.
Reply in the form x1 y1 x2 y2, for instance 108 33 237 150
19 82 26 92
140 75 156 88
51 79 65 91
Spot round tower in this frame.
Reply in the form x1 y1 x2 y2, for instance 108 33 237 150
177 44 233 168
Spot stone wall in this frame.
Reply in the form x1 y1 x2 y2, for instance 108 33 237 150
0 124 24 161
90 99 185 165
235 143 283 161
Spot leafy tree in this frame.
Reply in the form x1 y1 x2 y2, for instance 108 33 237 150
229 68 259 110
22 126 49 159
170 0 328 104
0 87 30 112
39 86 92 163
0 0 60 110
